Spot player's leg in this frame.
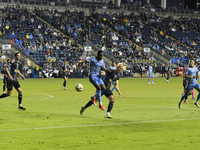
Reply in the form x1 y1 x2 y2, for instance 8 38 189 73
80 99 94 115
14 81 26 110
194 84 200 108
191 89 195 99
0 79 13 98
166 72 170 83
62 76 67 90
148 77 150 84
151 76 155 84
179 85 192 109
105 91 115 118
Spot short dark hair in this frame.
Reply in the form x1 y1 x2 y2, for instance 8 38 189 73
97 50 103 56
15 51 20 57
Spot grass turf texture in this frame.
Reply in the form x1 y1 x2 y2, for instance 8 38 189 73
0 77 200 150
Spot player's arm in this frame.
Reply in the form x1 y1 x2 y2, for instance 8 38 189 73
185 74 196 79
114 80 121 97
17 70 25 80
5 67 13 81
101 67 111 73
77 59 87 63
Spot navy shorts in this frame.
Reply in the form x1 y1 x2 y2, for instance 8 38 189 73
3 77 8 84
102 87 113 98
63 75 69 78
7 80 20 91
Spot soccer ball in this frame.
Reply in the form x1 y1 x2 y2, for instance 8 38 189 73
75 83 83 92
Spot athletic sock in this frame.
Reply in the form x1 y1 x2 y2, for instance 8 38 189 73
3 85 6 92
195 93 200 103
96 90 102 103
107 101 114 114
84 100 93 109
18 93 22 106
148 79 150 83
192 90 194 98
63 81 66 87
152 79 154 83
0 93 8 98
166 77 169 80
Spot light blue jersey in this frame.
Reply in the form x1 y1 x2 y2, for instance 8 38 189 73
185 66 198 86
87 56 105 76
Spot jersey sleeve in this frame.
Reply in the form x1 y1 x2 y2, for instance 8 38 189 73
86 57 92 63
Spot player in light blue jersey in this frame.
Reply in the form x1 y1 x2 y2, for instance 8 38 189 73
148 63 155 85
78 50 110 110
179 58 200 109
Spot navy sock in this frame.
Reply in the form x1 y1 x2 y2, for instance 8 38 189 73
0 93 8 98
107 101 114 113
84 100 93 109
63 81 66 87
18 93 22 105
166 77 169 80
3 85 6 92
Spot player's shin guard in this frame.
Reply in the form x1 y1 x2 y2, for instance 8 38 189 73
96 90 102 104
195 93 200 103
107 101 114 113
3 85 6 92
0 93 9 98
18 93 22 106
84 100 93 109
63 81 66 87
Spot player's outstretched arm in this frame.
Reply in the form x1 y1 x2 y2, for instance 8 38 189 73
114 80 121 97
17 70 25 80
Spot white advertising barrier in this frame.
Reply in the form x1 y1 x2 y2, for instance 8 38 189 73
84 46 92 52
143 47 150 53
2 44 11 50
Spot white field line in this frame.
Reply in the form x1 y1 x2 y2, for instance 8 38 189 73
32 93 53 100
0 118 200 132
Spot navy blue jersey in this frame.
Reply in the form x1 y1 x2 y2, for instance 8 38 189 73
167 65 172 71
103 70 120 87
62 65 69 76
9 60 20 80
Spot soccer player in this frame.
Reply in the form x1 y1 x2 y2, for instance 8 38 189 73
109 61 119 92
182 65 195 103
78 50 110 110
61 60 70 90
166 64 172 83
148 63 155 85
3 59 11 93
80 64 123 118
178 58 200 109
0 52 26 110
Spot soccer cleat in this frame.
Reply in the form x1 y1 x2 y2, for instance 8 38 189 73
105 114 114 118
80 106 85 115
178 101 182 109
184 100 188 103
152 82 155 85
194 102 200 108
166 80 169 83
18 106 26 110
63 86 66 90
148 83 150 85
99 105 105 110
90 96 97 106
191 97 195 100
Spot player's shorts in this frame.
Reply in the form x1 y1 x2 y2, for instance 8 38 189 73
89 75 104 87
149 73 153 78
167 71 172 76
7 80 20 91
63 74 69 78
102 87 113 98
185 83 200 95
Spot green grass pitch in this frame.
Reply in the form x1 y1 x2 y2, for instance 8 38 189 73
0 77 200 150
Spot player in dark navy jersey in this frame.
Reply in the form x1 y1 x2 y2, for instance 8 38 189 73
3 59 10 93
61 60 70 90
80 64 123 118
0 52 26 110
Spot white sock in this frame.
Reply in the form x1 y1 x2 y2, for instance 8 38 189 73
106 112 110 116
99 102 102 105
19 104 22 106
